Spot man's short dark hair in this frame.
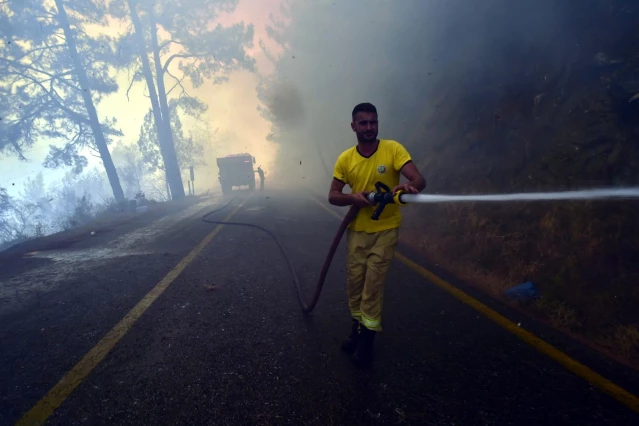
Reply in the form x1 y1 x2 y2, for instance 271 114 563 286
352 102 377 120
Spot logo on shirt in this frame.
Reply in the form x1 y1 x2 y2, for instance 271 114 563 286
377 165 386 174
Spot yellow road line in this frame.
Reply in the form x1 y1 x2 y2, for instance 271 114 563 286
17 203 243 426
312 197 639 414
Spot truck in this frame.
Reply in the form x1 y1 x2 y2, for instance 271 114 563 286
216 153 257 194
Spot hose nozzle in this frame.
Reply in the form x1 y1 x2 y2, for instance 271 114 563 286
366 182 406 220
394 190 407 206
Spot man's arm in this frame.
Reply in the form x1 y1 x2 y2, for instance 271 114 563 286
328 178 352 206
392 141 426 194
330 152 372 207
397 161 426 193
328 178 372 207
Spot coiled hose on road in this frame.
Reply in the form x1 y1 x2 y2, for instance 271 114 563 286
201 198 358 313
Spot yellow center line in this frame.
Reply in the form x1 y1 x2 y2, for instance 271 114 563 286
311 196 639 414
17 202 244 426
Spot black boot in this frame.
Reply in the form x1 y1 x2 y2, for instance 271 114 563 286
352 325 376 367
341 319 360 354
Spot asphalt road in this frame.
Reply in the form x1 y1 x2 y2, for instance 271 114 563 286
1 188 639 425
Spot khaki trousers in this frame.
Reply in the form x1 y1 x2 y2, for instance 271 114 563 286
346 228 399 332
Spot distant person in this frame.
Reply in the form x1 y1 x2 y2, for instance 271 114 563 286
256 166 265 191
328 102 426 367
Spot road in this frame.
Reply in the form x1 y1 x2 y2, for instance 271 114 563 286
1 188 639 425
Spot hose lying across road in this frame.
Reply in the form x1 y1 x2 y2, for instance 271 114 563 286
201 198 358 313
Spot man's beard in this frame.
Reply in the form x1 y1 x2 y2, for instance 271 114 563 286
358 132 377 143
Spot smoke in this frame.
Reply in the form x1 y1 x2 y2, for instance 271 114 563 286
257 0 575 188
263 81 306 128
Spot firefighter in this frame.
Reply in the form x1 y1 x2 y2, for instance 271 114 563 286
328 102 426 367
256 165 265 191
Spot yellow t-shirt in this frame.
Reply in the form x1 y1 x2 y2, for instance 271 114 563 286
333 139 412 233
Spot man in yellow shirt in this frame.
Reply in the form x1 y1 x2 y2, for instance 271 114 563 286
329 102 426 367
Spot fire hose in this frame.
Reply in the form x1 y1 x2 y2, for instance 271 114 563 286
201 181 403 313
202 181 639 313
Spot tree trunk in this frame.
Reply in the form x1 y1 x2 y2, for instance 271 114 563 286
127 0 185 201
148 5 185 200
54 0 125 202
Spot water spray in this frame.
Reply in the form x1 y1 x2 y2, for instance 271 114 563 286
367 182 639 219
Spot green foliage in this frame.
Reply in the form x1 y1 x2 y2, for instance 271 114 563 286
0 0 123 172
112 0 255 88
0 188 9 213
137 97 207 173
0 188 12 242
63 193 95 229
111 143 147 198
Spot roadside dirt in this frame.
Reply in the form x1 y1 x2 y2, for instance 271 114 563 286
0 195 207 264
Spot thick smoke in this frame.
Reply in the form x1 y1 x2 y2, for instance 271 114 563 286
258 0 575 187
264 81 305 129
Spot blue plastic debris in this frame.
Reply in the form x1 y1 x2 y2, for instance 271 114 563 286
504 281 540 301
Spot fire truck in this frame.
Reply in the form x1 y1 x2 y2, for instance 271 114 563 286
216 153 257 194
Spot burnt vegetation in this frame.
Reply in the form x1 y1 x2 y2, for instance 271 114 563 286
399 0 639 365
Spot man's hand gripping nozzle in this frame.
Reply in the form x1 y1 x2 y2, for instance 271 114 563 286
366 181 408 221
